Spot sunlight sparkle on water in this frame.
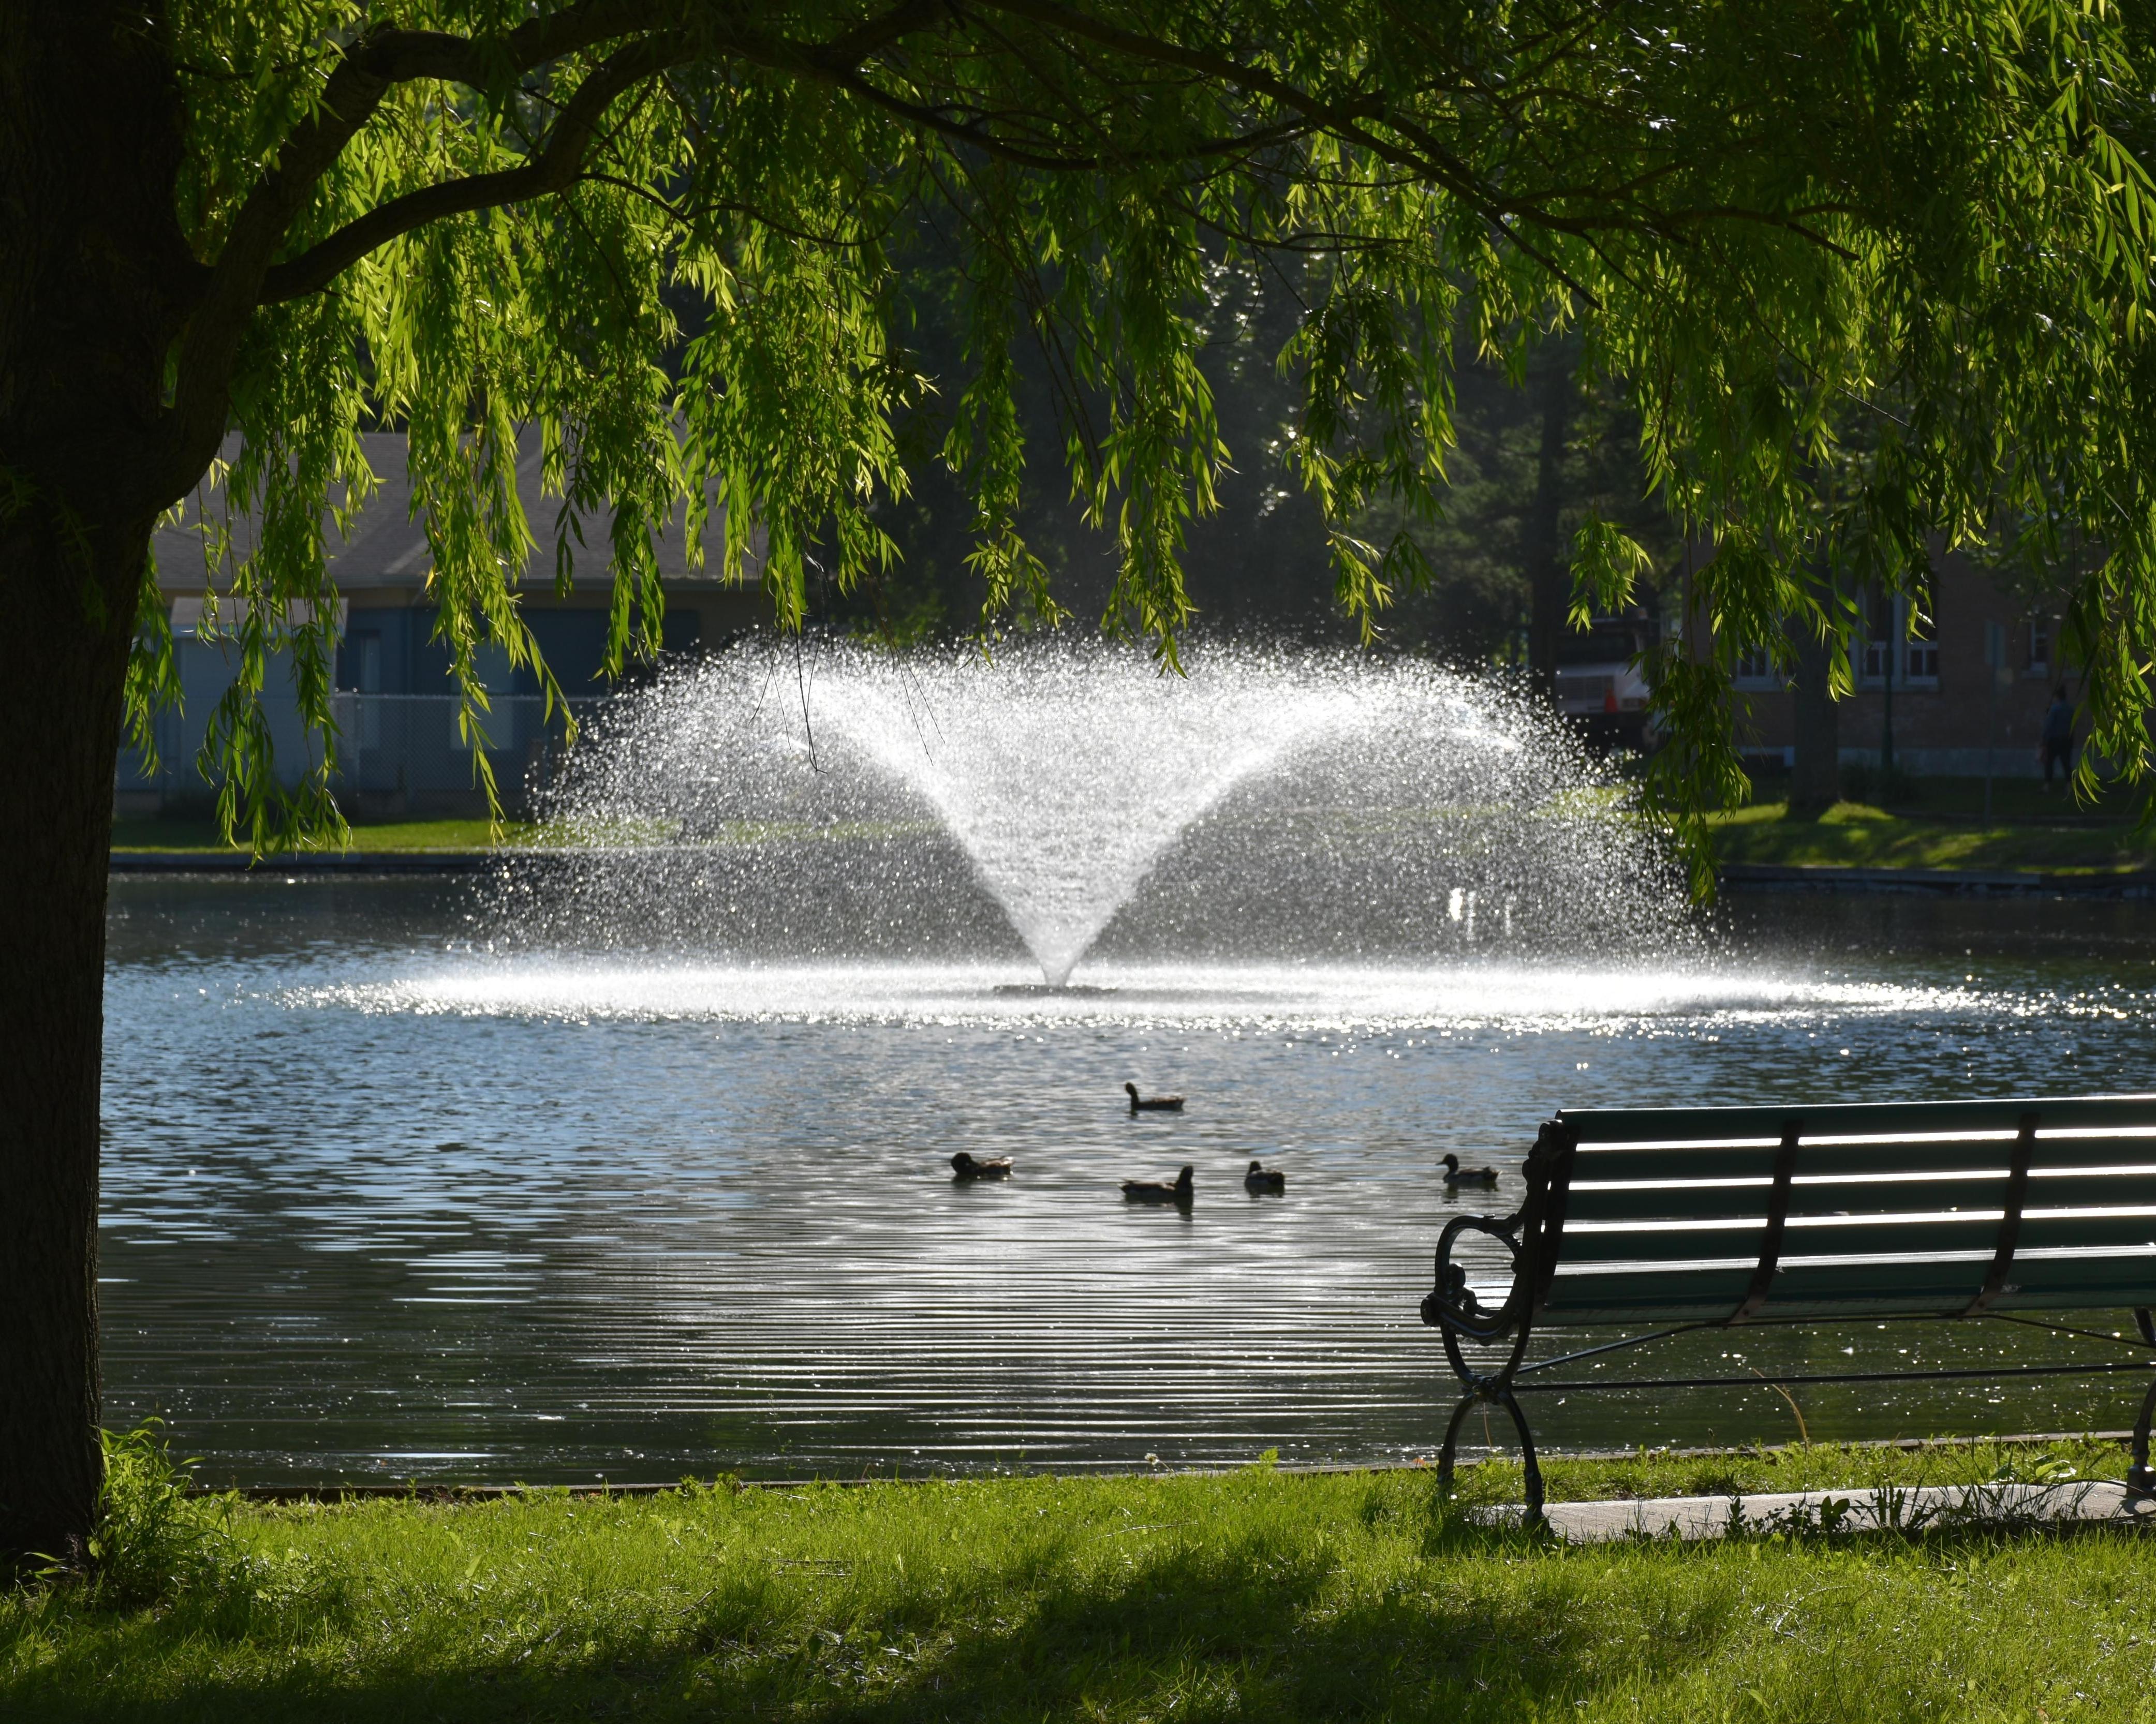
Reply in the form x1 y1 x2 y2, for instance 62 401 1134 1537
302 958 1989 1029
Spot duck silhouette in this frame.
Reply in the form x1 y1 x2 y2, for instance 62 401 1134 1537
1243 1159 1287 1194
1441 1152 1500 1187
1123 1164 1194 1206
950 1152 1013 1181
1126 1081 1185 1114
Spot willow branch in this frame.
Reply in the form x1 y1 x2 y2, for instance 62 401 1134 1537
258 33 692 303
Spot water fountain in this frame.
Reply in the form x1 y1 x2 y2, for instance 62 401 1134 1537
503 639 1692 984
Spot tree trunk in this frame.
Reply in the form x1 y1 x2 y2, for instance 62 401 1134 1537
0 512 142 1567
1523 346 1575 701
1789 620 1841 816
0 5 198 1565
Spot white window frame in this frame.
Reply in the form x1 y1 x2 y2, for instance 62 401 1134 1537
1857 592 1939 690
1732 643 1782 690
2026 617 2053 680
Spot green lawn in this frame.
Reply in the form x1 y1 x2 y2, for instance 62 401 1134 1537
1711 792 2156 875
7 1434 2152 1722
110 815 537 854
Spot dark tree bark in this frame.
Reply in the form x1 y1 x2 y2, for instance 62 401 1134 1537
0 3 196 1565
1788 619 1841 816
1523 345 1575 701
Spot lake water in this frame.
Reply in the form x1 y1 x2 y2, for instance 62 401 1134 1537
101 875 2156 1485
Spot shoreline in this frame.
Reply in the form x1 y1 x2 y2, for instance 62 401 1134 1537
108 847 2156 896
203 1428 2145 1502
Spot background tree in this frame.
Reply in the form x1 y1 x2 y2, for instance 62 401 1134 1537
5 0 2153 1563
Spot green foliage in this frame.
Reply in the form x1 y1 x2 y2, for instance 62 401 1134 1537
124 2 2156 867
6 1445 2154 1720
71 1423 264 1612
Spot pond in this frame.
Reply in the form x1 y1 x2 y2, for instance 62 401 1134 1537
101 874 2156 1485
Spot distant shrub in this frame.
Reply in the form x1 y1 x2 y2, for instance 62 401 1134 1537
1838 763 1921 807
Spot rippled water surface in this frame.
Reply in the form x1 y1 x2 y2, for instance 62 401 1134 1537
102 876 2156 1484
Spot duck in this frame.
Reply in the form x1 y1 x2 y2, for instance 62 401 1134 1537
1126 1081 1186 1114
1122 1164 1195 1206
1243 1159 1287 1194
950 1152 1013 1181
1440 1152 1500 1187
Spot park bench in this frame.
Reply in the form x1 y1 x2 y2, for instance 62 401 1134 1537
1420 1095 2156 1522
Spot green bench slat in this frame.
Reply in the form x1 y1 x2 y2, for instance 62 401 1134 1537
1559 1095 2156 1145
1567 1136 2156 1190
1539 1272 1754 1319
2018 1214 2156 1252
1540 1246 2156 1323
1543 1288 2156 1325
1570 1143 1992 1186
1566 1168 2156 1227
1569 1155 2156 1215
1554 1211 2156 1264
1556 1218 2000 1268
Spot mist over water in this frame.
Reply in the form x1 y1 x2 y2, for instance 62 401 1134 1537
500 641 1692 983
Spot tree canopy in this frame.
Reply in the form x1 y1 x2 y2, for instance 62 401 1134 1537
126 0 2156 856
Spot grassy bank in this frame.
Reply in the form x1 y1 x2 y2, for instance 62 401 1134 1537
1711 789 2156 874
108 814 548 854
7 1436 2151 1722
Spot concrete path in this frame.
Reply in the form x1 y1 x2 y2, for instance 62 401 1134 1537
1720 861 2156 897
1482 1481 2156 1541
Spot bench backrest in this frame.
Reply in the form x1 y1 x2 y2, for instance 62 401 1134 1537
1534 1095 2156 1325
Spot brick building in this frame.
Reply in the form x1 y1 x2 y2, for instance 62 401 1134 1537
1697 553 2075 780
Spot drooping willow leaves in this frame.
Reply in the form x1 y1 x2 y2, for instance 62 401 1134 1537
139 1 2156 870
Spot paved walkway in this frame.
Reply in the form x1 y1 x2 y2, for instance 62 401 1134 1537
1720 861 2156 897
1485 1481 2156 1541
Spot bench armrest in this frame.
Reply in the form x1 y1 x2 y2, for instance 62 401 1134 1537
1418 1119 1577 1344
1420 1212 1526 1340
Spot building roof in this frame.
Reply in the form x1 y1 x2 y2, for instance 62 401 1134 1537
153 430 761 595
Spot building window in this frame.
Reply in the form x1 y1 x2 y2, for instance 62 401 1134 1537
2028 618 2052 678
1858 590 1895 686
1732 644 1780 689
1857 591 1939 688
1902 615 1939 685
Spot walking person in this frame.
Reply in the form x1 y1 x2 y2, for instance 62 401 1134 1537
2041 685 2075 790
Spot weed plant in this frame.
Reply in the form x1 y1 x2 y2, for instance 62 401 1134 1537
5 1432 2153 1721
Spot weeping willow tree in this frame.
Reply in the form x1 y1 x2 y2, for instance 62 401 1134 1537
2 0 2152 1559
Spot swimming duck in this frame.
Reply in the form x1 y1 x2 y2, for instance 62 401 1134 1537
1123 1164 1195 1206
951 1152 1013 1181
1126 1081 1186 1114
1441 1153 1500 1187
1243 1159 1287 1194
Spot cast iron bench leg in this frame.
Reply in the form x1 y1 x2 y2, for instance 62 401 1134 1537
2133 1308 2156 1499
1436 1386 1546 1529
1499 1388 1545 1526
1436 1392 1476 1499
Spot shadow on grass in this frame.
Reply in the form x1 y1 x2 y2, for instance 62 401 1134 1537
4 1510 1628 1724
11 1496 2123 1723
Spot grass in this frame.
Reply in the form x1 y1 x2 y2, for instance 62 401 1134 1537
113 775 2155 878
110 815 538 854
7 1433 2153 1722
106 814 940 854
1711 780 2156 875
